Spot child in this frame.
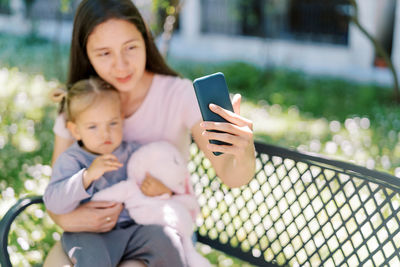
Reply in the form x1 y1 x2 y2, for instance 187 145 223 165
44 77 185 266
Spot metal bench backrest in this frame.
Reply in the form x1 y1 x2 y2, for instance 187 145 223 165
190 141 400 267
1 141 400 267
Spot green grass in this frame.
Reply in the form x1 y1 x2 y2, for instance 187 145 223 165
1 33 400 266
0 33 69 82
172 59 398 122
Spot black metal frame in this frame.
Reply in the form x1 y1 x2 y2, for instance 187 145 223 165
1 141 400 266
190 141 400 266
255 142 400 192
0 196 43 267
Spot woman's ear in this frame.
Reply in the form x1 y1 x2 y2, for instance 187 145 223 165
67 121 81 140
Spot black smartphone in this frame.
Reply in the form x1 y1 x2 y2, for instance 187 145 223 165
193 72 234 156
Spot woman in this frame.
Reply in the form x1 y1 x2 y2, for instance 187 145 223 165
46 0 255 266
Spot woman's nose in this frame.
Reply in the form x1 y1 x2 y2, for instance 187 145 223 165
114 53 129 72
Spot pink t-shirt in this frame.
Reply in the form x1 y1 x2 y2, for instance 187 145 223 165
53 74 202 160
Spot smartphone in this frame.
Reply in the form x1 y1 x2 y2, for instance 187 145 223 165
193 72 234 156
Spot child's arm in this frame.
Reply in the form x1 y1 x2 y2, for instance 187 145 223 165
44 153 122 214
44 167 91 214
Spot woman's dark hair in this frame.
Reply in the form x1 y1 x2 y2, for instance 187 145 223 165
68 0 178 88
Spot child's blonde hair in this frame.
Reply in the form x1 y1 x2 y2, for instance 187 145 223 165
52 77 120 122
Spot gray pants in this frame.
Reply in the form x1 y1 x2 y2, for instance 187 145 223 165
62 223 186 267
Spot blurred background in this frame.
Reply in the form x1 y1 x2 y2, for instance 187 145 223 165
1 0 400 266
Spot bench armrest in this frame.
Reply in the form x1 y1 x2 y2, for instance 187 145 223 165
0 196 43 267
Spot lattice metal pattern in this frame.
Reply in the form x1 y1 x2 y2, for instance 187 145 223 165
188 143 400 266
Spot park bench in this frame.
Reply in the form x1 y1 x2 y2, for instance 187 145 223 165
1 140 400 266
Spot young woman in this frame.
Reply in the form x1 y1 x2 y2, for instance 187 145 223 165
46 0 255 265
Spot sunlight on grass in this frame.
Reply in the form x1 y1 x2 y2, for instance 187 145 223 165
241 101 399 176
0 67 59 152
0 67 62 266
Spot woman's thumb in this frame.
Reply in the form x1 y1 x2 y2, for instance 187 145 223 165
232 93 241 115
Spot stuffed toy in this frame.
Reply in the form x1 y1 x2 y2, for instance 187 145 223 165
92 141 210 267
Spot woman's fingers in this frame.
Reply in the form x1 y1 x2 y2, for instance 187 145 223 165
204 133 252 156
200 107 254 156
202 130 249 147
201 121 253 139
100 213 119 232
89 202 123 232
208 103 253 130
84 200 119 209
48 202 123 233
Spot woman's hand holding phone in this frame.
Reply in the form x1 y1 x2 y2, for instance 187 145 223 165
200 93 254 157
193 72 255 187
193 72 253 157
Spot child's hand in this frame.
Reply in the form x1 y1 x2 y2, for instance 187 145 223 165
140 173 172 197
83 154 123 189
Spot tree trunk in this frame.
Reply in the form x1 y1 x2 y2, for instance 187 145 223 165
159 0 185 58
348 0 400 103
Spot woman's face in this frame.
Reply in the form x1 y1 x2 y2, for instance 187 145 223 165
86 18 147 93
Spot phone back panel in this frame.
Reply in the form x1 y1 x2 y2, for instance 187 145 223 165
193 72 234 123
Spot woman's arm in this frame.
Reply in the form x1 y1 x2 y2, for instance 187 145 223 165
52 134 74 164
191 94 256 188
47 201 123 232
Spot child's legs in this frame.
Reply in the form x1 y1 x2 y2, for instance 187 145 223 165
62 231 124 267
122 224 186 267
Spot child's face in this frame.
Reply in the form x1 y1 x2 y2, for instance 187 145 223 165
67 95 123 155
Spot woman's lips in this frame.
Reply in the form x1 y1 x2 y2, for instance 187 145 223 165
116 74 132 83
104 141 112 145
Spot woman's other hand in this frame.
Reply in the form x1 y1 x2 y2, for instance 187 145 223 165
48 201 123 232
140 173 172 197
